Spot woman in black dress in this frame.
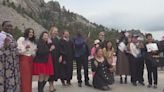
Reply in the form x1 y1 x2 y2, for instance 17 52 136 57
91 47 114 91
48 27 61 91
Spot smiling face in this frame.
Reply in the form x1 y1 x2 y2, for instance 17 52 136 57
99 32 105 41
28 29 34 39
2 21 13 33
96 48 103 58
63 31 70 39
107 41 112 49
42 32 49 42
132 36 138 43
146 35 154 43
50 27 58 38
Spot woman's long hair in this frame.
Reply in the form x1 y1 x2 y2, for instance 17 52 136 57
105 40 113 51
39 31 48 41
49 26 58 38
24 28 36 43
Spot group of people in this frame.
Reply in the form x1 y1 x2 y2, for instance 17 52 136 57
116 31 163 89
0 21 164 92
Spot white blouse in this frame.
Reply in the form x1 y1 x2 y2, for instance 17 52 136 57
17 37 37 56
129 42 140 58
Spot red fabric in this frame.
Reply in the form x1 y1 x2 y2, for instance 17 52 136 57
19 55 33 92
33 54 54 75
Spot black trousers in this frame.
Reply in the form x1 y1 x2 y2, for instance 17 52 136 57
76 55 89 84
60 60 73 81
129 55 138 83
129 55 144 83
137 57 144 83
145 59 158 85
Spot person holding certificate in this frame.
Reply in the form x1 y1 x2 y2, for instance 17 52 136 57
116 31 130 84
144 33 160 89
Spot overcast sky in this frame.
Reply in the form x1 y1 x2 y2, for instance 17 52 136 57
44 0 164 40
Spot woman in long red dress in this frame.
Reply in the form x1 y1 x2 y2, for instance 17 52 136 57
33 31 54 92
17 28 37 92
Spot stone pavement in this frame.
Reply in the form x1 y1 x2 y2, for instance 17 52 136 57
32 70 164 92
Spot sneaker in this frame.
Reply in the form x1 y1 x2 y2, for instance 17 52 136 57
85 83 92 87
147 84 152 88
132 83 137 86
139 82 145 86
61 80 66 86
153 85 157 89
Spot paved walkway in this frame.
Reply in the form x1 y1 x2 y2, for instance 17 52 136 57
32 70 164 92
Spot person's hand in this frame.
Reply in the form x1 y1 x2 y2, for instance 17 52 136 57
59 56 62 63
48 38 52 44
94 61 98 67
151 50 157 54
4 37 10 44
4 37 11 48
50 45 55 51
92 72 96 77
34 48 37 52
26 45 30 49
109 67 115 72
95 44 99 48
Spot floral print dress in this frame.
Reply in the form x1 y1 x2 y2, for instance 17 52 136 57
0 34 20 92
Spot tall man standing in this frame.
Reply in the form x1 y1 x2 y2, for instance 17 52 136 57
59 31 74 86
74 31 92 87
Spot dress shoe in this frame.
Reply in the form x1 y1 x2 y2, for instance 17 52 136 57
139 82 145 86
67 81 72 86
153 84 157 89
147 84 152 88
132 83 137 86
85 83 92 87
78 83 82 87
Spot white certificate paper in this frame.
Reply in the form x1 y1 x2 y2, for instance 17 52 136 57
146 43 158 52
118 42 126 52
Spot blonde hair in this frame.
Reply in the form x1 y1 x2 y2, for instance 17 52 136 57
49 26 58 36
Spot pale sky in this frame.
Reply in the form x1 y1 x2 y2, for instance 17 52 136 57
44 0 164 40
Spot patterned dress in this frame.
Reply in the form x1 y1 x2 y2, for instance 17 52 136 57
91 58 114 89
0 34 21 92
